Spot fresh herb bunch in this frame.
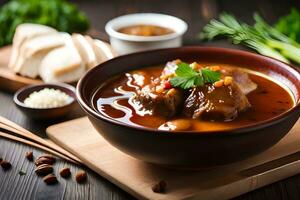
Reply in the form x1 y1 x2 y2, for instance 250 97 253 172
200 13 300 64
276 8 300 43
0 0 90 47
170 62 221 89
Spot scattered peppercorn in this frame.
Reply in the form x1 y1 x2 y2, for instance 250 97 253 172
35 164 53 176
152 180 167 193
1 153 90 186
25 151 33 161
35 155 55 166
43 174 58 185
59 167 71 178
1 160 12 170
41 154 56 163
75 170 87 183
35 157 53 166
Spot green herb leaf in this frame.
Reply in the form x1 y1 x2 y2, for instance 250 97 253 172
182 77 199 89
170 76 189 88
201 68 221 83
175 62 198 77
194 75 204 86
170 63 220 89
18 170 26 176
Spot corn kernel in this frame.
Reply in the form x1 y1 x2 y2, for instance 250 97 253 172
210 66 221 71
160 75 168 80
155 86 164 93
190 62 201 70
160 73 174 80
167 88 177 96
224 76 233 86
174 59 182 64
214 80 224 87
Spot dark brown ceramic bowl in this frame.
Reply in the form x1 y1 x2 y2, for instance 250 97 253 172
14 83 76 120
77 47 300 168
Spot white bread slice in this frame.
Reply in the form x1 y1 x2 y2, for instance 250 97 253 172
84 36 115 67
9 23 57 69
39 33 85 83
93 39 116 60
72 33 97 69
13 33 66 78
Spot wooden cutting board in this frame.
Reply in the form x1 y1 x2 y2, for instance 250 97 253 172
47 117 300 200
0 46 42 92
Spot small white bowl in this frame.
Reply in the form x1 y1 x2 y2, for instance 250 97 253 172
105 13 188 55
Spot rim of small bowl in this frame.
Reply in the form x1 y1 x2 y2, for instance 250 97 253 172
14 83 76 110
77 46 300 137
105 13 188 42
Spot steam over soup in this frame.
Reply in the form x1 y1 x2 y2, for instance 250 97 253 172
92 60 294 132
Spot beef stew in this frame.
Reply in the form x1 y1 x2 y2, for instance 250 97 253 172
93 60 294 132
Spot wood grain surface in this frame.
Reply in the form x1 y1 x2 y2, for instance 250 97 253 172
0 138 132 200
0 0 300 199
46 117 300 200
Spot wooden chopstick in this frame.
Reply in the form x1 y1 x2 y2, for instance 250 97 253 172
0 116 82 165
0 131 81 164
0 115 45 137
0 122 82 165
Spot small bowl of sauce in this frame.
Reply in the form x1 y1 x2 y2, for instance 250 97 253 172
105 13 188 55
117 24 174 36
14 83 76 120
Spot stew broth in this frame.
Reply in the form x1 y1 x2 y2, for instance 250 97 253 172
92 65 294 132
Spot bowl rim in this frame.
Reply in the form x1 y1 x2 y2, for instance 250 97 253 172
105 13 188 42
14 83 76 110
77 46 300 137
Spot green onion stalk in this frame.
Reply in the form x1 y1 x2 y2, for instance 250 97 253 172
200 13 300 64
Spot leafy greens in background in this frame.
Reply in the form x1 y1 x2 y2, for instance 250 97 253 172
0 0 90 47
200 8 300 65
276 8 300 43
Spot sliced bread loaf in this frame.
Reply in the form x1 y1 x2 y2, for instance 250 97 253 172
39 33 85 83
9 23 57 69
93 39 115 60
72 33 98 69
13 33 66 78
85 35 111 65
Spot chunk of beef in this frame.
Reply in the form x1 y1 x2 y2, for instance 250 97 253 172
222 67 257 95
134 83 184 117
183 82 251 121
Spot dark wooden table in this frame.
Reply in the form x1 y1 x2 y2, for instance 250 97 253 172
1 0 300 199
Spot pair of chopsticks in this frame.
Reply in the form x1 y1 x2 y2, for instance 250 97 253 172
0 116 82 165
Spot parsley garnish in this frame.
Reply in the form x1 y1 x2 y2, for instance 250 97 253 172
170 62 221 89
18 170 26 176
201 68 221 83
